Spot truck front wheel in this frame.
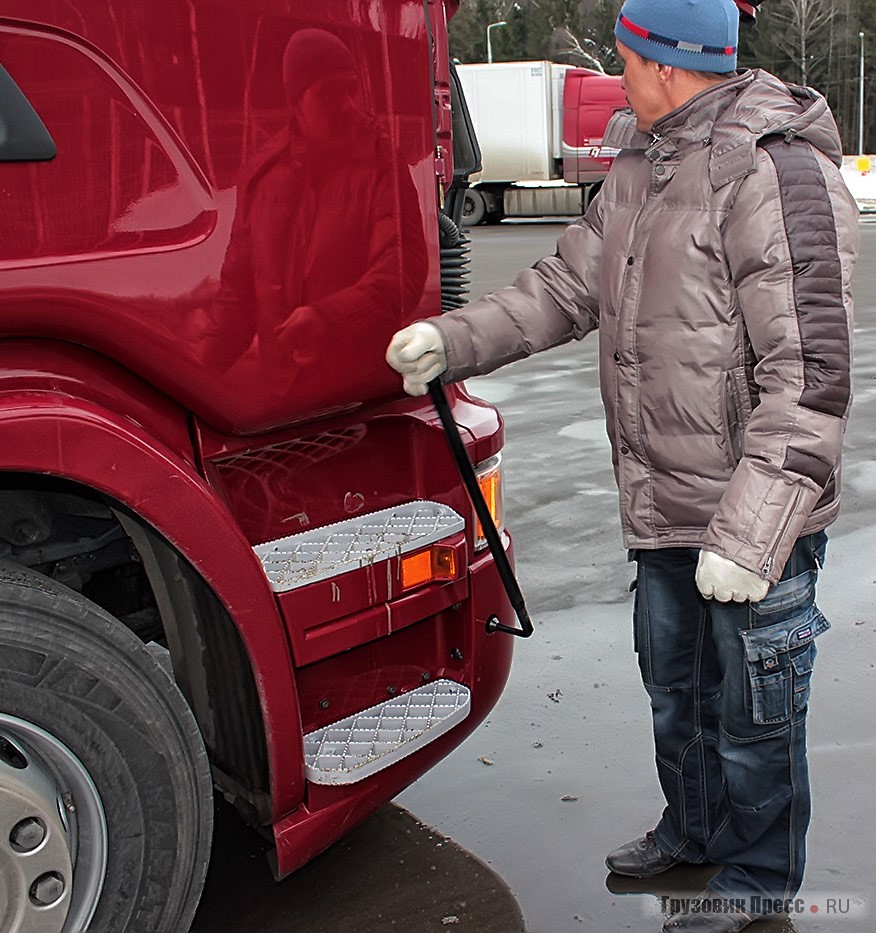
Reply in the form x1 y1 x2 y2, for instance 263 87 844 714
462 189 487 227
0 563 213 933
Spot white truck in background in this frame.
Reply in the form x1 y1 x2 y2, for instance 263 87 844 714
457 60 626 224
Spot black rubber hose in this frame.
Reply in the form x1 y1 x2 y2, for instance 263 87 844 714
438 212 471 312
428 379 533 637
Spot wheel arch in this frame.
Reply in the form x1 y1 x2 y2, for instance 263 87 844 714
0 393 305 819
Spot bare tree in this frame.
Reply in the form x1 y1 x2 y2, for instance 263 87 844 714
767 0 836 85
548 25 606 69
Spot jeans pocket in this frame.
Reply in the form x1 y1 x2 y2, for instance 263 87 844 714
810 530 828 569
791 641 817 713
740 607 829 725
750 569 815 619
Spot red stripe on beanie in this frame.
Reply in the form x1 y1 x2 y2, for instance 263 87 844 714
619 14 650 39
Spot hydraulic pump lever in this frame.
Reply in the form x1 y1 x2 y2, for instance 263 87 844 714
429 380 533 638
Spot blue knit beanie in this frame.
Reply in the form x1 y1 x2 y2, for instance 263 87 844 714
615 0 739 73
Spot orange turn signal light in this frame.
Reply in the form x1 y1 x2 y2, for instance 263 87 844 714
474 455 504 549
401 545 457 590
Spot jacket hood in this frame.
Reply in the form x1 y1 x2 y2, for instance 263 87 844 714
603 69 845 190
705 69 844 187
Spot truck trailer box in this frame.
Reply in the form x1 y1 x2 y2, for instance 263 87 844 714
456 61 625 224
457 61 570 183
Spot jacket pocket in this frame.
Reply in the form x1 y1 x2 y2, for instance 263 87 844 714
721 367 753 467
740 605 829 725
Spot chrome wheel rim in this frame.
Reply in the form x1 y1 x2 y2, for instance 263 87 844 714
0 715 107 933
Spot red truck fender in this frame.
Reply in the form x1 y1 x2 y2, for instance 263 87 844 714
0 347 306 817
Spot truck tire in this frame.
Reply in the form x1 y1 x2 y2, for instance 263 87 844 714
462 189 487 227
0 562 213 933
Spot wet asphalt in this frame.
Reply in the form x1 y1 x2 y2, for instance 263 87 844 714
194 217 876 932
192 799 524 932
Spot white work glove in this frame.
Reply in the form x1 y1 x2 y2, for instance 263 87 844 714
696 550 770 603
385 321 447 396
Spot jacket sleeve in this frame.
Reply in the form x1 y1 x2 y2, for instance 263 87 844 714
427 195 605 383
703 139 859 582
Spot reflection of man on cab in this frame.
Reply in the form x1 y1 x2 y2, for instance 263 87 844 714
208 28 426 398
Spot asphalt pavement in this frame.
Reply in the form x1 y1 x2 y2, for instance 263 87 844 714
193 799 524 932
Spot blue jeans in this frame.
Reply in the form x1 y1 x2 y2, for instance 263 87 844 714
631 532 829 902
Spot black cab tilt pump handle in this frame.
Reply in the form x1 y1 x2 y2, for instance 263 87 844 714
428 379 533 637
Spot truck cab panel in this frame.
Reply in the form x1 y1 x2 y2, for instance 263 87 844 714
0 2 515 928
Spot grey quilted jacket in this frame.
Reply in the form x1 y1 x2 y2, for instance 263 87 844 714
431 69 859 582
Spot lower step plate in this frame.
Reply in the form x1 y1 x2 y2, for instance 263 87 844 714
303 679 471 785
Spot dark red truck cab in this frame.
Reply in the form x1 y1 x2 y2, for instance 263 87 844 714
562 67 628 184
0 3 514 931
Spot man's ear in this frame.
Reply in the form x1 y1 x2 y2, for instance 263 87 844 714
655 62 674 85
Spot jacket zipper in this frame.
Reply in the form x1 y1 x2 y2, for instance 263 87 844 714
761 486 804 578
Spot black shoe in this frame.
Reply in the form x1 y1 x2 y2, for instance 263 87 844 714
605 830 679 877
604 863 718 897
662 890 755 932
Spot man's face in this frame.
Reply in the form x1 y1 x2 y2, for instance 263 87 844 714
297 71 362 143
616 40 672 132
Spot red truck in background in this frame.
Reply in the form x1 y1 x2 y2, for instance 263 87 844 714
0 2 517 931
457 61 627 224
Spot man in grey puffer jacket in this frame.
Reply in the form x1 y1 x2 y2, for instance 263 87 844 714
386 1 858 929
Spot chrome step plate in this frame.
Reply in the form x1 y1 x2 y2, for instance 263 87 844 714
253 501 465 593
303 679 471 785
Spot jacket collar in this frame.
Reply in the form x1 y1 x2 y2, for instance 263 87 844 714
650 71 755 184
652 70 754 147
603 72 754 170
604 69 842 191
